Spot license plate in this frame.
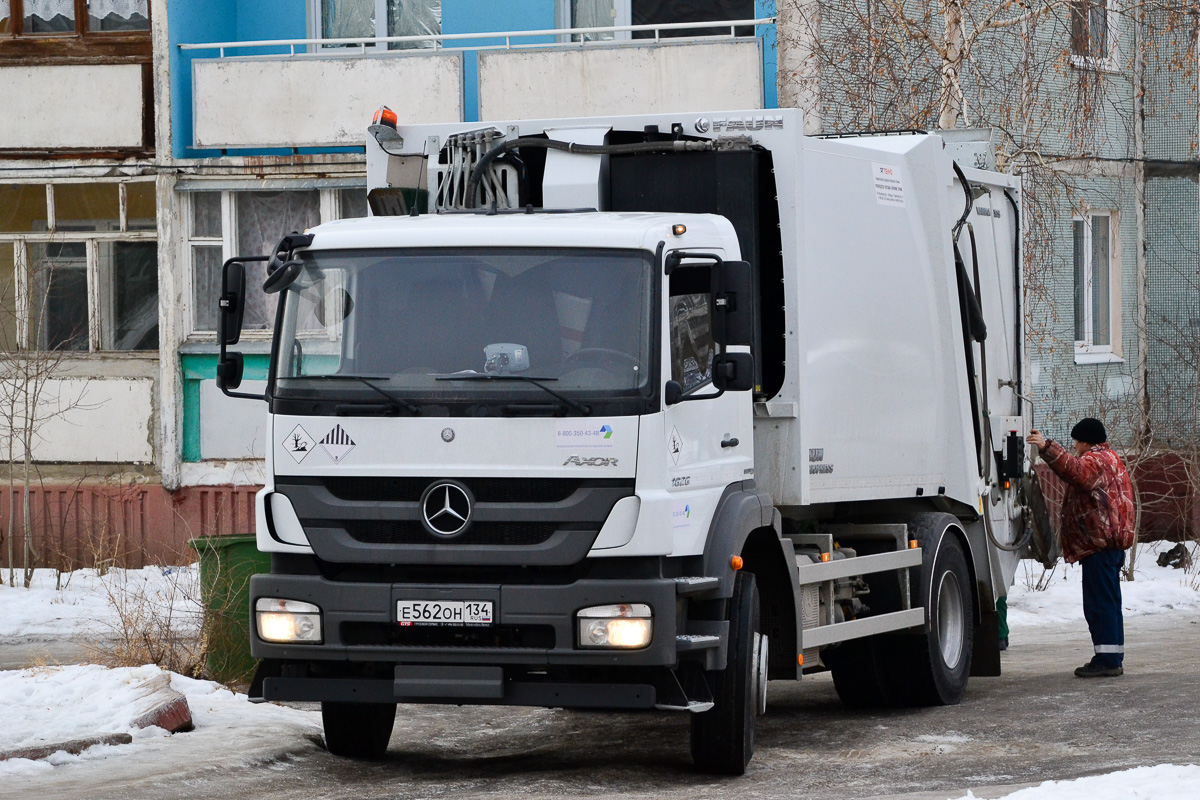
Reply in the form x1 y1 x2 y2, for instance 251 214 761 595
397 600 494 627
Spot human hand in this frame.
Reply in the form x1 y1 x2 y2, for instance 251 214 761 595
1026 430 1047 450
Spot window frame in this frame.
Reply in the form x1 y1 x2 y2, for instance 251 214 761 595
0 0 151 62
184 186 367 339
306 0 442 50
1069 0 1120 73
0 179 158 354
1072 210 1122 364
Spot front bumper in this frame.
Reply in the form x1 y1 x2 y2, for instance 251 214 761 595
249 572 717 708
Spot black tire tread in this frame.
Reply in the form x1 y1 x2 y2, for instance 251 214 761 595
321 701 397 759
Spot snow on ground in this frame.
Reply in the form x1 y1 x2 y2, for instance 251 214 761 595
950 764 1200 800
0 565 201 640
1006 540 1200 628
0 663 317 777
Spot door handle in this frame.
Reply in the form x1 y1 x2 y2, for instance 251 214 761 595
721 437 740 448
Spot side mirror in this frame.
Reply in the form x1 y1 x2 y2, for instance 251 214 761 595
713 352 755 392
219 261 246 346
664 380 683 406
716 260 754 348
217 351 245 392
263 259 303 294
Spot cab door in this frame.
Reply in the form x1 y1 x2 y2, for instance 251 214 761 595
662 254 755 554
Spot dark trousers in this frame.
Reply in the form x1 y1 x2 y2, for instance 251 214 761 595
1081 549 1125 667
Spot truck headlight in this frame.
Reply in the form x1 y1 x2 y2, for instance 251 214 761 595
577 603 653 649
255 598 323 644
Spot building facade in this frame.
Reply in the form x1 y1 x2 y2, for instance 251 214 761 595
2 0 1196 567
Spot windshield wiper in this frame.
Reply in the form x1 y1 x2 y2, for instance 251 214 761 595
303 375 421 416
436 374 592 416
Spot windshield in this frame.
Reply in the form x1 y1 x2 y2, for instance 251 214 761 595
271 248 656 415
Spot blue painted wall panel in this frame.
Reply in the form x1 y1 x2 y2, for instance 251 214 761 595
757 0 776 109
443 0 556 122
169 0 237 158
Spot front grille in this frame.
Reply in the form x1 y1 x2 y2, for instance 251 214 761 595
315 477 592 504
342 519 565 546
341 621 556 649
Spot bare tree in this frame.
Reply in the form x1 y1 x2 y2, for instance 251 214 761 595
0 239 96 587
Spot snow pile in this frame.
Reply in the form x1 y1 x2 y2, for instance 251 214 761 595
0 565 201 640
1006 540 1200 628
952 764 1200 800
0 664 317 776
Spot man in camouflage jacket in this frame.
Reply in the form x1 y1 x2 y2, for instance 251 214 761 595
1028 418 1135 677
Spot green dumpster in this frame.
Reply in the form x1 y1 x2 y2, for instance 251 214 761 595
189 534 270 684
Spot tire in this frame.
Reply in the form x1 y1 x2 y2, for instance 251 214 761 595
321 701 397 759
825 638 888 709
884 532 975 706
690 572 762 775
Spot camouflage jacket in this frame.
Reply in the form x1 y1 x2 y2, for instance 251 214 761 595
1041 441 1136 563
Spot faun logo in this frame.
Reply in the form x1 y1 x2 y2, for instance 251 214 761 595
563 455 619 467
709 116 784 132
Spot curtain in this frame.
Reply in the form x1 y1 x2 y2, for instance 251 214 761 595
23 0 73 32
323 0 375 40
236 192 320 330
571 0 615 41
88 0 149 31
387 0 440 49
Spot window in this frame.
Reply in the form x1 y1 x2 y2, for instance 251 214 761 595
0 0 147 36
1073 212 1118 360
312 0 440 48
0 180 158 352
669 267 716 394
1070 0 1117 68
559 0 754 41
187 187 367 334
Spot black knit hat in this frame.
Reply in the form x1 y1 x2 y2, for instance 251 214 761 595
1071 417 1107 445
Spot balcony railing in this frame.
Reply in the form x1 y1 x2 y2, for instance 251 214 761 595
178 18 775 57
181 19 775 150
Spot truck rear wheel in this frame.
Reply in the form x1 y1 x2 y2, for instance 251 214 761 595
885 533 974 706
321 701 397 759
690 572 761 775
825 638 888 709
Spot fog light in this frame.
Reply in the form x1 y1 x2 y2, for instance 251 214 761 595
255 597 323 644
577 603 652 649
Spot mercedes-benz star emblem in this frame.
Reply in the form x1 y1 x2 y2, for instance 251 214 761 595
441 428 455 443
420 481 473 537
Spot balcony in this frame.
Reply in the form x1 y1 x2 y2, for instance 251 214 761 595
179 19 773 151
0 63 148 153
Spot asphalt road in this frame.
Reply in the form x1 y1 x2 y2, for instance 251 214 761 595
8 612 1200 800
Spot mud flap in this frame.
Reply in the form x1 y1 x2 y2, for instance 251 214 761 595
971 607 1001 677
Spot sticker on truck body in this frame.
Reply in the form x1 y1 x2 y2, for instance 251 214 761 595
556 421 615 449
872 162 906 207
319 424 356 463
283 425 315 463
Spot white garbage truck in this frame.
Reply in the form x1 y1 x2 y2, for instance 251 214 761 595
219 108 1029 774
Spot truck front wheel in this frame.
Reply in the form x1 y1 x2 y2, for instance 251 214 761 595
321 701 397 759
690 572 761 775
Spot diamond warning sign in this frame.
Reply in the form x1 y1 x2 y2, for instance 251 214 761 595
283 425 314 464
319 424 356 464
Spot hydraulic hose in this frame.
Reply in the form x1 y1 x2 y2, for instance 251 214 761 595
465 137 715 208
951 161 974 238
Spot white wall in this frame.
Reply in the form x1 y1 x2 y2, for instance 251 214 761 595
192 54 464 148
7 378 157 464
478 41 763 120
0 65 144 149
